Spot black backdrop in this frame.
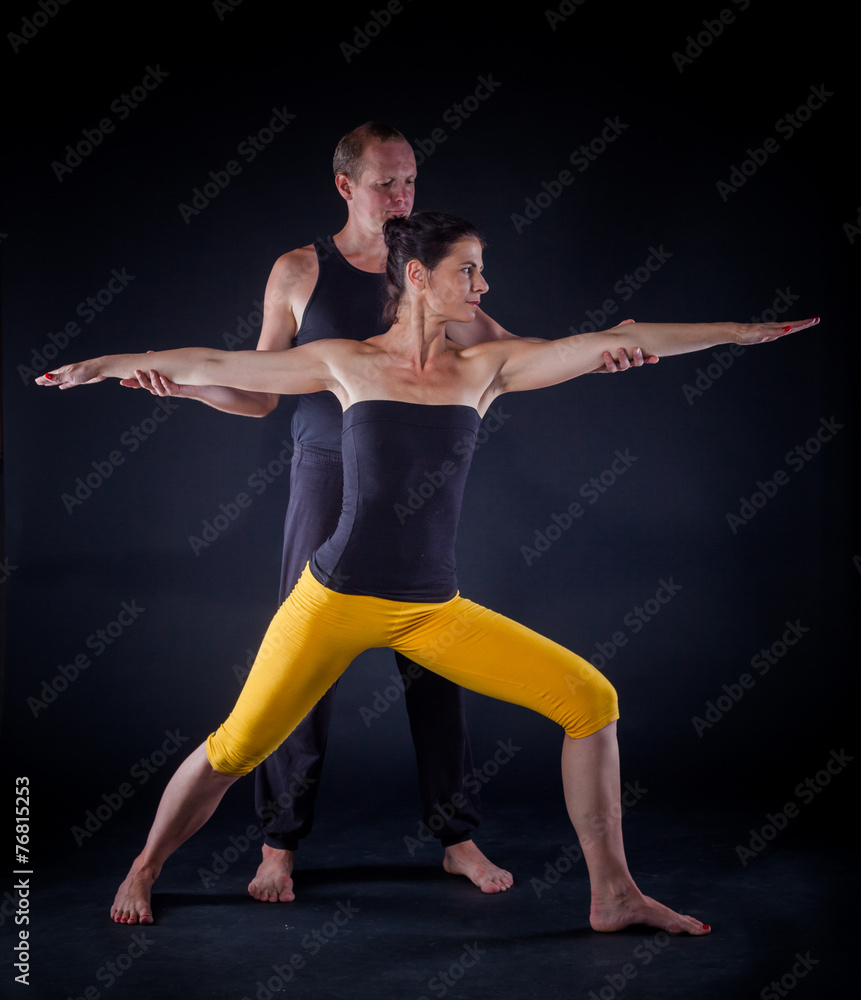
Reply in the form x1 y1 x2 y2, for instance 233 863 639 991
2 0 857 922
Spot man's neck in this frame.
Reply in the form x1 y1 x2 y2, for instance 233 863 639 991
332 219 387 274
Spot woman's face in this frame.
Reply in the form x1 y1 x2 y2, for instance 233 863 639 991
424 237 489 322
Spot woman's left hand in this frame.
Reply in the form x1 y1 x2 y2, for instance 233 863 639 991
35 359 106 388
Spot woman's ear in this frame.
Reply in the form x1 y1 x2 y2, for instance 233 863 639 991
406 258 425 292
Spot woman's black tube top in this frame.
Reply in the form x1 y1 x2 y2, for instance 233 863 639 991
310 400 481 601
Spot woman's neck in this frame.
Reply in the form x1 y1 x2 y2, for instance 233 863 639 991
384 304 450 368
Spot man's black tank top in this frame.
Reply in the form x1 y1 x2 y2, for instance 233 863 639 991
291 237 388 451
310 401 481 602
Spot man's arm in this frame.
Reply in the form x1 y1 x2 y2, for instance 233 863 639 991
120 248 317 416
476 318 819 397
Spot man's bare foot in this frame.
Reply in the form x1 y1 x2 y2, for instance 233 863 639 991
248 844 296 902
590 884 710 935
442 839 514 894
111 858 158 925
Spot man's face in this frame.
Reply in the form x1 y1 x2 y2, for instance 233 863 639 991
338 140 417 232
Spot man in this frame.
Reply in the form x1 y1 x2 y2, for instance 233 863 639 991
126 122 650 904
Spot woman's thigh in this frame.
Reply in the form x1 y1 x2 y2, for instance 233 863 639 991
207 570 382 775
393 597 619 739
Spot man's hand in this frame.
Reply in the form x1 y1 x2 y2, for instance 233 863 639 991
116 351 277 417
591 319 659 373
121 368 188 398
594 346 659 373
118 351 193 397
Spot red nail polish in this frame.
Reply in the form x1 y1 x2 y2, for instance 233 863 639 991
702 923 710 930
44 372 54 380
782 326 792 332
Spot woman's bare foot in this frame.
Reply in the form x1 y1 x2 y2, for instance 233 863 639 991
442 840 514 893
111 858 159 924
248 845 296 902
590 884 710 935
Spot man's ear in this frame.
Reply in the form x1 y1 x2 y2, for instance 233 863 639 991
335 172 353 202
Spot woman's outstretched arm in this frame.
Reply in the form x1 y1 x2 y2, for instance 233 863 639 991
34 341 345 396
481 317 819 396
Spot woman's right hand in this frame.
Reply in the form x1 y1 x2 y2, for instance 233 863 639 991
733 317 820 345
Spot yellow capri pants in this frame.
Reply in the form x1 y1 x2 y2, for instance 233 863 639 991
207 566 619 776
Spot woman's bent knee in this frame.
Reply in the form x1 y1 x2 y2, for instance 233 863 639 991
206 728 260 778
559 668 619 739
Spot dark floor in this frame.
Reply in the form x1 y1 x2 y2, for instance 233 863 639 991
12 796 853 1000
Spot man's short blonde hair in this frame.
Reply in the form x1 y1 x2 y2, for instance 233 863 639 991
332 122 409 180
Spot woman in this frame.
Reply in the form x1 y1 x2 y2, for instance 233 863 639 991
38 211 817 931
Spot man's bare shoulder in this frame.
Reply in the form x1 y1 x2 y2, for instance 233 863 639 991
268 244 319 292
261 246 320 342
